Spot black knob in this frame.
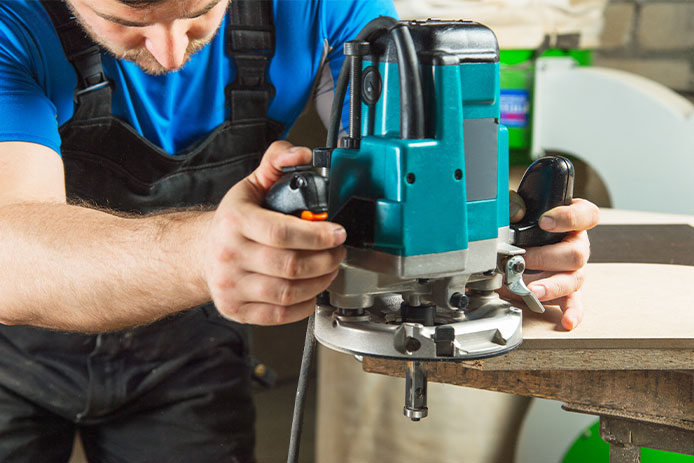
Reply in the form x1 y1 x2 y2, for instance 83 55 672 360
263 168 328 217
512 155 574 247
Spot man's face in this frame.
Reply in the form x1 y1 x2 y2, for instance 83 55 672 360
66 0 230 75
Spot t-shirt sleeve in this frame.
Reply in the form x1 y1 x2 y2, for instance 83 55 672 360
0 11 61 154
317 0 399 134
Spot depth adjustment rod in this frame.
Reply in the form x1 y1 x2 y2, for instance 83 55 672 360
342 40 370 150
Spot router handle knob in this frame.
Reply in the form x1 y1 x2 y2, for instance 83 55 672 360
512 155 574 247
263 167 328 219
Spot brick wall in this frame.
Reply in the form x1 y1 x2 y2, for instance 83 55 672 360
596 0 694 96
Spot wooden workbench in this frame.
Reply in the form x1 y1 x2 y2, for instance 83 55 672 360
361 209 694 462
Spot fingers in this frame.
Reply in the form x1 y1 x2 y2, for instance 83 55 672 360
206 210 345 324
219 300 318 326
212 269 337 325
239 240 347 279
234 270 338 307
528 270 585 331
538 198 600 233
219 140 345 251
527 268 585 302
238 207 346 250
523 231 590 272
206 240 342 325
250 141 313 191
497 271 585 331
557 290 584 331
217 176 346 251
527 270 585 330
508 190 526 223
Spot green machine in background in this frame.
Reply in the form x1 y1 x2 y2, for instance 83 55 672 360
500 48 591 165
564 422 694 463
516 398 694 463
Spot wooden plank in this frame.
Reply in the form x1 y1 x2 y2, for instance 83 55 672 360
520 263 694 350
598 208 694 226
449 348 694 371
361 360 694 431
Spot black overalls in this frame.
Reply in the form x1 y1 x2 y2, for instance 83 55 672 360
0 1 282 461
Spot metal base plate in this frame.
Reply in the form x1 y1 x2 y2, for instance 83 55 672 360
314 296 523 361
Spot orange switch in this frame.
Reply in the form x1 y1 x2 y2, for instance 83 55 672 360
300 210 328 221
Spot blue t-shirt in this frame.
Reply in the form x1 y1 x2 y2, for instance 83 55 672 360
0 0 397 155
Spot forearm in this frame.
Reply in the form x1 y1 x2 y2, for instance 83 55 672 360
0 202 212 332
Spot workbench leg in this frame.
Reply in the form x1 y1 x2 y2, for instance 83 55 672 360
563 403 694 460
609 444 640 463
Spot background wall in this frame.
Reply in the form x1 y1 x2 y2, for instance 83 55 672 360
597 0 694 98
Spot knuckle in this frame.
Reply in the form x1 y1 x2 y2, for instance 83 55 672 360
318 225 340 248
282 252 303 278
582 233 592 261
543 280 560 299
217 210 240 234
573 269 586 290
268 222 290 246
216 245 236 263
568 246 588 269
335 246 347 265
211 272 237 292
565 207 580 230
277 281 297 306
313 230 329 248
216 299 241 320
526 248 547 270
546 281 564 299
554 280 571 299
268 140 286 152
271 306 290 325
590 205 601 227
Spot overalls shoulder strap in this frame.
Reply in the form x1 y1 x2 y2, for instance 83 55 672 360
41 0 278 123
40 0 112 117
226 0 276 121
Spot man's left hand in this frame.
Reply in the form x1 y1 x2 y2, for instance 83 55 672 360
504 194 600 331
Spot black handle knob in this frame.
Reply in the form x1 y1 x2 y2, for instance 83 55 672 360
263 167 329 218
512 155 574 247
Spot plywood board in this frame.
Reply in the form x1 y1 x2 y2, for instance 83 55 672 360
599 208 694 225
521 263 694 349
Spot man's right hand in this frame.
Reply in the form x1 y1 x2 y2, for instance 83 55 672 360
203 141 346 325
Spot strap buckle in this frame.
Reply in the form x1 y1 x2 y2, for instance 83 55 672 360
73 79 112 104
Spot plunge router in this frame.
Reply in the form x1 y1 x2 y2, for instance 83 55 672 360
265 17 573 422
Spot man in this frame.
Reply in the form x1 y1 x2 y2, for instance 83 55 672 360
0 0 598 461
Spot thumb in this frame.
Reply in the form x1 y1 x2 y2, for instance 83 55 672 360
250 141 313 192
509 190 526 223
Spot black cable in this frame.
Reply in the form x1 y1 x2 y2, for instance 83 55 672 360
326 16 425 148
286 314 316 463
287 15 426 463
390 24 425 139
326 62 350 149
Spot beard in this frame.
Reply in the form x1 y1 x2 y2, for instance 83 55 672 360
111 38 210 75
65 2 220 75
